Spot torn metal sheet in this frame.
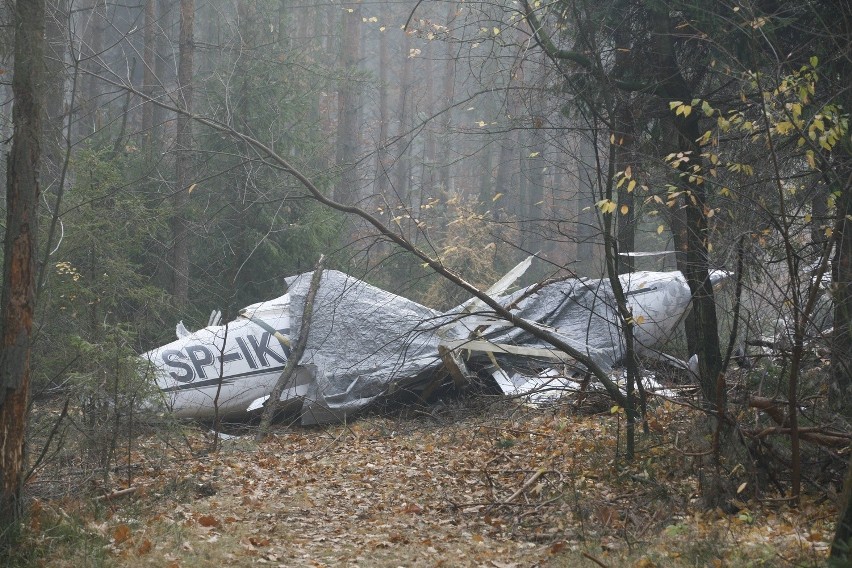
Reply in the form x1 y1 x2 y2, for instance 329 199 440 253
142 265 727 424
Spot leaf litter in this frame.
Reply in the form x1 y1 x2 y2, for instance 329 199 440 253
23 398 838 567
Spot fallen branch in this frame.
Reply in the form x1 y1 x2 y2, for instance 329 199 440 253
505 469 547 503
95 486 138 501
749 426 851 448
748 396 850 448
582 551 611 568
255 255 325 441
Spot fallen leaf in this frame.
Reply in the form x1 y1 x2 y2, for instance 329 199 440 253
113 524 131 545
197 515 221 528
136 539 153 555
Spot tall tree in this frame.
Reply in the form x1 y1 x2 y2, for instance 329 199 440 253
0 0 44 533
79 0 104 140
141 0 156 146
335 2 362 205
171 0 194 305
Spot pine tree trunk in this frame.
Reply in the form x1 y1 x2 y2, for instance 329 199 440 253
335 3 361 205
0 0 44 533
142 0 156 147
171 0 194 305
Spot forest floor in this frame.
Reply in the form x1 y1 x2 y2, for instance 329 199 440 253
12 394 840 567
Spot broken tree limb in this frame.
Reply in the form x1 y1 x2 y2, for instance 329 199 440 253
255 255 325 441
95 486 139 501
748 396 850 448
97 76 629 410
505 469 547 503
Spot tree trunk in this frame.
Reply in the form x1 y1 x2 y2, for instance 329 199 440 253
832 158 852 397
43 0 66 188
79 0 104 140
613 100 635 274
142 0 156 149
153 0 171 142
831 452 852 562
0 0 44 533
646 4 723 406
171 0 194 305
334 3 361 205
438 2 456 197
375 27 390 198
575 131 600 273
394 30 412 199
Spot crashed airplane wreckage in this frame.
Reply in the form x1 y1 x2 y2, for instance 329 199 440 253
142 264 727 425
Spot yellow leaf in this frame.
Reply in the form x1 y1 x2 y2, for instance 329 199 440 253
806 150 816 168
187 183 197 194
635 315 645 324
776 121 794 135
627 180 637 192
493 27 500 35
737 482 748 494
610 133 615 144
620 204 629 215
825 227 833 238
528 151 540 158
804 213 812 223
790 102 803 118
657 225 665 235
669 101 682 110
492 192 503 202
810 55 818 67
597 199 616 214
702 100 713 116
610 405 621 414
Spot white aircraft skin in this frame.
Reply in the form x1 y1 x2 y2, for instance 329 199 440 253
141 267 728 420
142 294 310 419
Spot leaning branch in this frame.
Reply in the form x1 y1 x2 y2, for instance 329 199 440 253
255 255 325 441
97 76 628 409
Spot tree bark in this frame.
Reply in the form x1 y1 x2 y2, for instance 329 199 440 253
832 162 852 397
0 0 44 533
153 0 171 141
171 0 194 305
375 27 390 198
832 452 852 563
393 29 412 199
79 0 104 140
43 0 67 187
438 2 456 197
142 0 156 147
335 3 361 205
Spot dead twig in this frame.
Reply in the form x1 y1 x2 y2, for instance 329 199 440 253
749 396 851 448
582 551 611 567
95 486 138 501
505 469 548 503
